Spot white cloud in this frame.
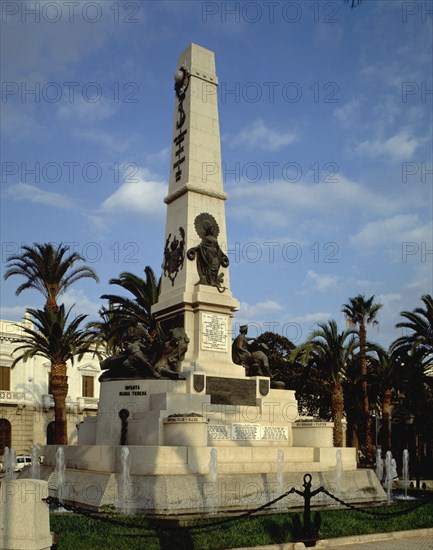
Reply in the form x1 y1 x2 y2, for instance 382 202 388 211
57 98 115 123
376 292 402 310
356 130 424 162
74 130 132 153
1 102 43 142
101 173 166 215
238 300 284 319
302 270 339 292
0 305 28 321
62 289 101 320
145 148 170 165
230 120 296 152
334 98 363 128
290 312 332 324
349 214 432 248
4 183 75 209
229 174 421 230
2 1 112 80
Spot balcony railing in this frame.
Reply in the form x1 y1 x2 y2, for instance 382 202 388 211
0 390 27 403
0 391 99 411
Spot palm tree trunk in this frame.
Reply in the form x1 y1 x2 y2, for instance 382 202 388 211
331 381 344 447
359 322 373 464
46 292 58 312
382 389 392 453
50 362 68 445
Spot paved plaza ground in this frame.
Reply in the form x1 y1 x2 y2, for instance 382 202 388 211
237 528 433 550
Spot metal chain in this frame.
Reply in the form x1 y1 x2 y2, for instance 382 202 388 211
320 488 433 518
44 487 298 532
44 485 433 533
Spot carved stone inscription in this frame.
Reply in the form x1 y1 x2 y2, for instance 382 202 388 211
232 423 260 440
206 377 257 406
201 313 228 352
260 426 288 441
208 425 231 440
118 384 147 397
207 423 289 441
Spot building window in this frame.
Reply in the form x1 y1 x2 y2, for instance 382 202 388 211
47 421 55 445
0 419 12 454
47 372 52 395
0 366 10 391
82 375 94 398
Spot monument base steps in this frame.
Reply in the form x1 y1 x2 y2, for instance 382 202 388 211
16 445 385 514
19 464 385 514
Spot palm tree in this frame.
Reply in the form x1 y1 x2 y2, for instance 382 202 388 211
392 294 433 369
391 295 433 476
12 305 97 444
4 242 99 312
369 347 405 453
99 266 162 344
342 294 382 464
86 305 125 357
290 320 357 447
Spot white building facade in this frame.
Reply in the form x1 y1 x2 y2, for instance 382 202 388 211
0 318 101 455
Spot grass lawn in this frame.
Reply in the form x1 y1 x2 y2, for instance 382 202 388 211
50 497 433 550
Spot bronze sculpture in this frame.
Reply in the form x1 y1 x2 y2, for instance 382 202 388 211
99 324 189 381
187 213 229 292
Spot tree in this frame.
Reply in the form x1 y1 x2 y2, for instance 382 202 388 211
392 294 433 368
96 266 162 354
12 305 97 444
368 347 406 453
101 267 160 323
342 294 382 464
254 331 295 382
391 295 433 470
290 320 357 447
255 331 332 418
86 305 125 357
4 242 99 312
345 0 361 7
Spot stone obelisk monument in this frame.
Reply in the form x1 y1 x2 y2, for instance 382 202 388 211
40 45 384 515
152 43 243 377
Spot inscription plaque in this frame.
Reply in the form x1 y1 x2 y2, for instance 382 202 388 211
232 423 260 440
201 313 228 352
207 423 289 441
208 425 231 440
206 377 257 406
260 426 288 441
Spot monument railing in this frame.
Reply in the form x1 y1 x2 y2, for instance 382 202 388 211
44 473 433 548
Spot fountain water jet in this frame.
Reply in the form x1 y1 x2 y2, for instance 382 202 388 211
334 449 343 501
277 449 284 510
208 447 218 514
396 449 416 501
402 449 409 498
30 446 40 480
3 447 15 479
375 449 383 483
118 446 132 514
9 448 17 479
55 447 66 505
385 451 393 504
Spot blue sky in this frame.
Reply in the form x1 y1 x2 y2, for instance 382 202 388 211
1 0 432 349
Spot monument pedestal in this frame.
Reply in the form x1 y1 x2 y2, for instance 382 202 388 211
77 374 298 448
33 373 385 513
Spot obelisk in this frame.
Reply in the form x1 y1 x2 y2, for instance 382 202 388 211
152 44 243 377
